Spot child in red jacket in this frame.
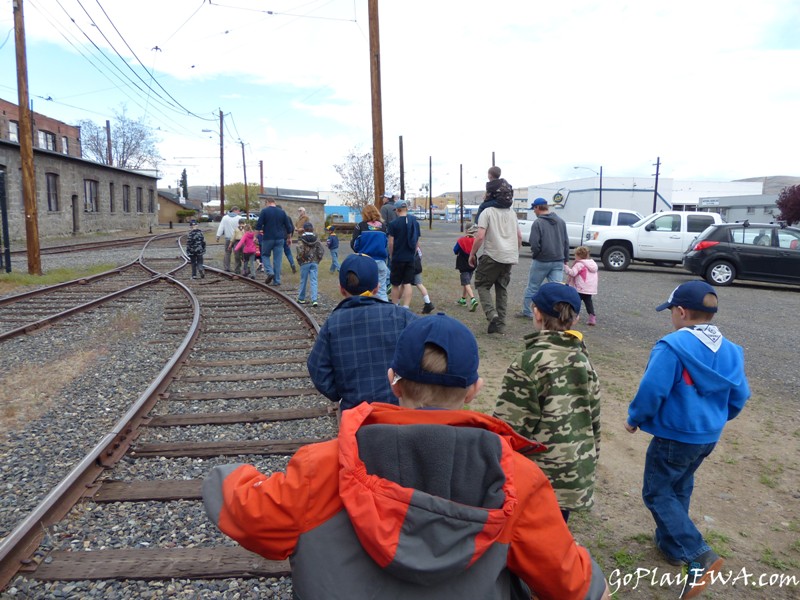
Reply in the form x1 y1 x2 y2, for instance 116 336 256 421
453 224 479 311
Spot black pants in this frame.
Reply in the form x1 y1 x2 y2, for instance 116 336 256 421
579 293 595 316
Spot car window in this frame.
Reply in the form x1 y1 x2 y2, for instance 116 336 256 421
653 215 680 232
778 230 800 250
687 215 716 233
592 211 612 226
618 213 641 226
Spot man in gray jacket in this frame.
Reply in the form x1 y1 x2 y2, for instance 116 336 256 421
520 197 569 318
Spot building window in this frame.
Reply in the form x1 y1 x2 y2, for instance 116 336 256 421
746 206 755 214
136 187 143 212
763 207 772 214
84 179 98 212
148 189 155 213
46 173 59 211
123 185 130 212
61 136 69 155
38 130 57 151
109 182 115 213
9 121 19 143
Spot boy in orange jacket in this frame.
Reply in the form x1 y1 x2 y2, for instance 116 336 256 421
203 314 610 600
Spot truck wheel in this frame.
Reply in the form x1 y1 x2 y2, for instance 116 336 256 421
705 260 735 286
602 245 631 271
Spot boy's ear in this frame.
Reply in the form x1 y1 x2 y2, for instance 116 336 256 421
463 377 484 405
388 368 402 400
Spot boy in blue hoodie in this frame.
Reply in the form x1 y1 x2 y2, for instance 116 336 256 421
625 281 750 599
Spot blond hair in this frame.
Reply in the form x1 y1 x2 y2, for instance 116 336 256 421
537 302 578 331
683 293 717 322
397 344 467 409
575 246 590 259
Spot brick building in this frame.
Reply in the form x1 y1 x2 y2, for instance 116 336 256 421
0 98 159 240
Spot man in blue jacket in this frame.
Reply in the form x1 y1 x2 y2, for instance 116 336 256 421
625 281 750 599
255 198 293 285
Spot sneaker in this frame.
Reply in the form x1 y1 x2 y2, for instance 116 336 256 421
312 301 318 307
470 298 479 312
200 270 205 279
680 549 723 599
588 314 597 326
297 299 306 304
457 298 467 306
191 275 197 279
291 264 297 274
265 273 274 284
422 302 435 314
653 531 683 566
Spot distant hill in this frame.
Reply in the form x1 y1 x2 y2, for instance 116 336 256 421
735 176 800 195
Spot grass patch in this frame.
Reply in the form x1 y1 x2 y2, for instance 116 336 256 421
759 460 784 489
612 549 644 569
705 530 733 558
0 264 118 295
760 548 798 571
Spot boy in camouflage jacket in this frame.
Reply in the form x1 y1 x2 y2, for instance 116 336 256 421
494 282 601 521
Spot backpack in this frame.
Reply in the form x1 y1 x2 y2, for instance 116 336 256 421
313 241 325 262
495 179 514 208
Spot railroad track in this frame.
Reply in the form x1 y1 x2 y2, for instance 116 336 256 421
0 233 334 596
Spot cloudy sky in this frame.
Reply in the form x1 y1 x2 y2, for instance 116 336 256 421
1 0 798 199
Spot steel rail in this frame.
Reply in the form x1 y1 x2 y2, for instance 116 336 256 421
0 276 202 590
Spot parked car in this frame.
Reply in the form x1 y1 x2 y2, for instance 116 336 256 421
683 222 800 286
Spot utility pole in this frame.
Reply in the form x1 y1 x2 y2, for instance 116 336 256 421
652 156 661 213
13 0 41 275
398 135 405 202
259 160 264 194
459 164 464 232
368 0 385 205
427 156 432 229
240 141 248 217
219 109 225 215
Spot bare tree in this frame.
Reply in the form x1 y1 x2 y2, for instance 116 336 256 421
333 148 400 209
78 105 161 169
776 184 800 225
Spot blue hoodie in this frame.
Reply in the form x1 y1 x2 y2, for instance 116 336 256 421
627 326 750 444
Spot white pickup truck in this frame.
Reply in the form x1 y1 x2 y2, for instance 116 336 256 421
519 207 643 248
585 211 724 271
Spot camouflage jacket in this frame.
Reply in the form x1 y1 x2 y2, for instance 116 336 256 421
494 330 601 510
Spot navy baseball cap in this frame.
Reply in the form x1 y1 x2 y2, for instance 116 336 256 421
531 197 548 208
656 281 718 313
339 254 379 296
532 282 582 317
391 314 479 388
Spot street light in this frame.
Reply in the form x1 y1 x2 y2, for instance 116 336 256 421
574 165 603 208
202 112 225 214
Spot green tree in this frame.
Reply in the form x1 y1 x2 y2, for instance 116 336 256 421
776 184 800 225
180 169 189 199
224 183 262 215
333 148 400 209
78 105 161 169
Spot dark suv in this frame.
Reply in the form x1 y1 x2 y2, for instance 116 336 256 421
683 221 800 286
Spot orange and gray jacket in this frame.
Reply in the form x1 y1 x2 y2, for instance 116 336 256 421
202 402 607 600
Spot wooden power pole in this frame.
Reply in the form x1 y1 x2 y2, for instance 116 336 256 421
13 0 41 275
219 109 225 215
368 0 385 205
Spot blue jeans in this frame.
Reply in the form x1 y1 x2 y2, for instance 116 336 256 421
522 259 564 316
329 249 340 272
374 259 388 301
261 238 284 284
299 262 318 301
284 240 296 267
643 437 716 563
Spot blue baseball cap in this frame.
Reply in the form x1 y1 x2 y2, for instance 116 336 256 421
339 254 379 295
532 282 581 317
656 281 718 313
531 197 548 208
391 314 479 388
